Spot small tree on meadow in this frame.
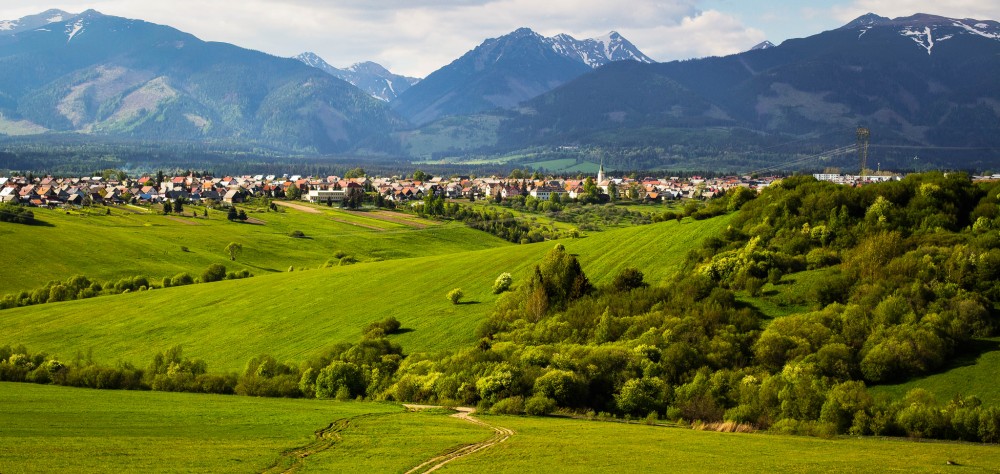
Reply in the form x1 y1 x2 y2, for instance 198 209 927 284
493 273 513 294
162 201 172 214
227 207 238 221
448 288 464 305
225 242 243 261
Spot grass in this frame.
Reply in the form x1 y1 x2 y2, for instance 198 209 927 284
446 415 1000 472
0 382 402 473
0 204 508 294
872 337 1000 406
0 214 733 371
736 267 837 320
302 409 492 472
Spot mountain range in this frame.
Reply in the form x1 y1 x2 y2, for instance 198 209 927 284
294 52 419 102
391 28 654 125
1 9 1000 169
0 9 401 154
492 13 1000 165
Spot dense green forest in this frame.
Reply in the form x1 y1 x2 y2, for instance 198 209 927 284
4 172 1000 443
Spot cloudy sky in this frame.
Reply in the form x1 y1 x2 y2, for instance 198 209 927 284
2 0 999 77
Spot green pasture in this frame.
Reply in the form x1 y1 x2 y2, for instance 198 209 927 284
0 205 507 294
0 215 732 371
872 337 1000 406
448 415 1000 472
0 382 402 473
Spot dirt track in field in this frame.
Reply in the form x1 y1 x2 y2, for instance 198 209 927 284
273 200 322 214
402 405 514 474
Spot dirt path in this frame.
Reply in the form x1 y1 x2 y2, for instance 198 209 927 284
402 405 514 474
260 412 394 474
273 200 322 214
164 215 200 226
345 210 431 229
328 217 385 231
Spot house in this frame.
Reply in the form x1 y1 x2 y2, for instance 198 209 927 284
222 189 245 204
530 185 567 201
0 186 18 203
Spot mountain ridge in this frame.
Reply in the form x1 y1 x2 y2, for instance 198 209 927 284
295 52 419 102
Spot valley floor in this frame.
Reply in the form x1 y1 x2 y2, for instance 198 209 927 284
3 383 999 473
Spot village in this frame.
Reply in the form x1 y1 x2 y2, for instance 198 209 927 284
0 166 935 209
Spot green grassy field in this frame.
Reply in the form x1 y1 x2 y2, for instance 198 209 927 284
448 415 1000 473
0 382 404 473
5 382 1000 473
0 215 731 371
0 205 508 294
872 338 1000 406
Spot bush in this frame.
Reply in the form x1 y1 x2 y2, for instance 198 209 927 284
525 396 557 416
490 396 525 415
201 264 227 283
493 273 513 294
289 230 306 238
447 288 464 304
170 273 194 287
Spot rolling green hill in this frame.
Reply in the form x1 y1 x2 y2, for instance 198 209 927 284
0 215 732 371
0 204 509 294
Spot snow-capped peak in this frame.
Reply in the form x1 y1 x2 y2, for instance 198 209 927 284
842 13 1000 55
544 30 654 68
294 52 419 102
0 8 76 35
750 40 776 51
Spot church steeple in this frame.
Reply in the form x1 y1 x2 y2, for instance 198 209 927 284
597 158 605 184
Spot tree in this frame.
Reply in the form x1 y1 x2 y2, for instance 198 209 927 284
162 201 172 214
493 273 513 294
344 167 366 179
607 181 619 202
285 184 302 200
173 199 184 214
611 267 647 292
412 169 427 182
238 210 248 221
225 242 243 261
447 288 464 304
227 207 238 221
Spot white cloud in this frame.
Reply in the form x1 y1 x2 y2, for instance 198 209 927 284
629 10 767 60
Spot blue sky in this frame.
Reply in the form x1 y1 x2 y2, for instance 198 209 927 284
2 1 998 76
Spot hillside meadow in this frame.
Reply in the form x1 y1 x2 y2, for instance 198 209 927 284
0 214 732 371
445 415 1000 473
0 204 508 294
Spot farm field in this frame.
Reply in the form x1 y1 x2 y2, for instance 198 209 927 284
0 215 733 371
447 415 1000 472
0 204 507 294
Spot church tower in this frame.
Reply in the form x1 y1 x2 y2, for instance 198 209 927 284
597 158 605 184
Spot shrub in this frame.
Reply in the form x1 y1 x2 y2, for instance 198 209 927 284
289 230 306 238
525 396 557 416
493 273 513 294
447 288 464 304
490 396 525 415
201 264 227 283
170 273 194 287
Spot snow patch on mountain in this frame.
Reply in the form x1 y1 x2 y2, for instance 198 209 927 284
66 19 85 43
0 20 15 31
